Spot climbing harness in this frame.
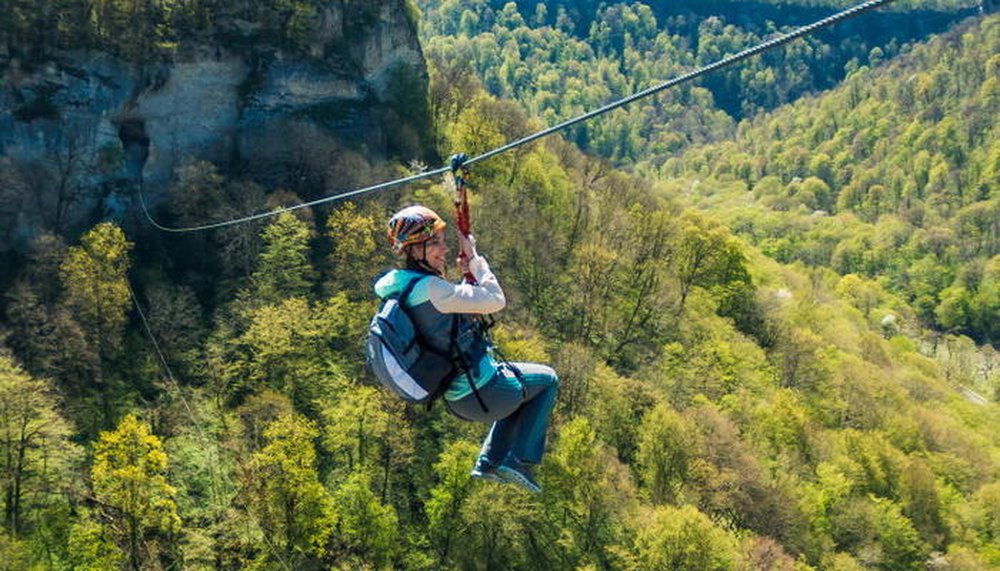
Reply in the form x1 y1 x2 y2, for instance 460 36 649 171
138 0 898 233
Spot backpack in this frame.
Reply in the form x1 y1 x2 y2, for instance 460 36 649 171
366 275 456 403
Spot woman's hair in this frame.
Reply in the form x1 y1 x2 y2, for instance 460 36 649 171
403 242 440 275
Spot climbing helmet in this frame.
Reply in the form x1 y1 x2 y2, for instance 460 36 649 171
387 205 447 252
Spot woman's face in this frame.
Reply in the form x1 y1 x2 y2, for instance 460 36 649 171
419 229 449 273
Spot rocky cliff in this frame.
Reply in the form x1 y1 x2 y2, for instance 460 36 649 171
0 0 431 252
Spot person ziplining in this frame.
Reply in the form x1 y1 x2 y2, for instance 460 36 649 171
370 200 559 493
137 0 905 494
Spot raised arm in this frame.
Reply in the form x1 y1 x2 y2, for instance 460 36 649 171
427 236 505 314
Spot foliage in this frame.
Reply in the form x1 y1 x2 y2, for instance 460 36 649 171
248 211 317 306
671 15 1000 343
66 514 124 571
540 417 633 569
330 470 400 568
91 413 181 570
636 402 693 504
0 355 76 537
631 504 738 570
0 0 373 64
59 222 133 360
0 3 998 570
320 384 414 504
326 201 390 298
418 0 975 167
238 413 335 568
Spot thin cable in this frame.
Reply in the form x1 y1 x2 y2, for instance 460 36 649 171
127 281 201 432
465 0 897 167
127 281 293 571
140 0 896 233
140 165 450 233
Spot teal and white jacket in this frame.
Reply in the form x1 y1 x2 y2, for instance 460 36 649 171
373 254 505 401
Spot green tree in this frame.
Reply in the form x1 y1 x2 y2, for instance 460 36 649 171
228 295 361 410
633 504 737 571
239 413 334 567
325 201 389 299
970 256 1000 342
0 529 40 570
0 354 75 535
966 482 1000 565
91 413 181 571
249 212 316 305
542 416 631 570
425 440 480 564
4 280 97 391
636 402 692 505
59 222 133 361
331 470 400 568
320 386 413 502
899 457 946 548
583 362 656 465
672 211 748 315
830 496 928 570
67 514 124 571
936 285 974 333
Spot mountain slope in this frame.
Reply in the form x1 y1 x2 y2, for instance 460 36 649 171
668 14 999 344
0 3 997 570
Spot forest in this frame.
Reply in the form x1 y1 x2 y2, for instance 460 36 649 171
1 0 999 570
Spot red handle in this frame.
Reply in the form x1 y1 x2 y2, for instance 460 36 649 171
453 166 477 284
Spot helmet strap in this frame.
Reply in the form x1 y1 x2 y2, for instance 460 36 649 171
405 242 442 276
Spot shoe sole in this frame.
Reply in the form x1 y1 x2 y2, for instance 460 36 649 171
497 465 541 493
471 469 506 484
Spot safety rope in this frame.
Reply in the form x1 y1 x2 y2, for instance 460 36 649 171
127 281 294 571
139 0 896 234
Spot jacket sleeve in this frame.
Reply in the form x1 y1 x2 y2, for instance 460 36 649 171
426 255 506 314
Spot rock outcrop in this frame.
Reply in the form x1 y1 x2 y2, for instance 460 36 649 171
0 0 431 251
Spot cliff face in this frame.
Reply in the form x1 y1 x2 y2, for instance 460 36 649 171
0 0 430 251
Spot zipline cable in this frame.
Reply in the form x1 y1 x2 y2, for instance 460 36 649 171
140 0 896 233
464 0 897 167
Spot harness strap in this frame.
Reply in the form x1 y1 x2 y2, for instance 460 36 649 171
395 273 427 304
396 274 487 410
490 343 527 398
396 275 457 404
451 316 489 414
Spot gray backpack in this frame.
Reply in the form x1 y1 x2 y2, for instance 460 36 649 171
366 276 456 403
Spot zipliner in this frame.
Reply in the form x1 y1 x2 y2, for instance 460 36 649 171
374 205 559 492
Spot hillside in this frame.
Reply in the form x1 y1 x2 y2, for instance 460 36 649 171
0 1 998 570
417 0 981 164
666 14 999 346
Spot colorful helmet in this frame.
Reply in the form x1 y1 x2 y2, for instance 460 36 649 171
387 205 446 252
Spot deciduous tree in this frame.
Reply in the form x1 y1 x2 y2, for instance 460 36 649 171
91 413 181 571
0 355 75 536
59 222 133 361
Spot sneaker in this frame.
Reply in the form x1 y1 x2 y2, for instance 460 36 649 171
470 458 505 483
498 457 541 493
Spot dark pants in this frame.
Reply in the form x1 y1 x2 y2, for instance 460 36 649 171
447 361 559 465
